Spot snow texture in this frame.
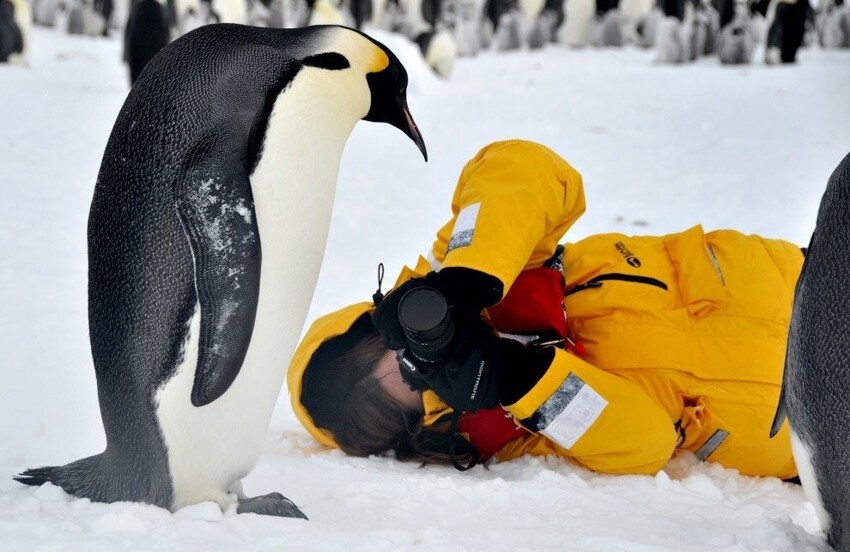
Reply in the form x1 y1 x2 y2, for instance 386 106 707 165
1 25 849 552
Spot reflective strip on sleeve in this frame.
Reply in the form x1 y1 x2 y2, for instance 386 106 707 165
695 429 729 461
447 203 480 253
533 373 608 449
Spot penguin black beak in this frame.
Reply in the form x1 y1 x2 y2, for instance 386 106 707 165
364 68 428 162
401 103 428 162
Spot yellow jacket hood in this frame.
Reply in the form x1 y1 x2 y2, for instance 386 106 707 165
287 301 375 448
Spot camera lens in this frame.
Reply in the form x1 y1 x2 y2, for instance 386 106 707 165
397 286 455 364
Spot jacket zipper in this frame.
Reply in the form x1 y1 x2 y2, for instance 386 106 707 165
565 273 669 296
705 244 726 286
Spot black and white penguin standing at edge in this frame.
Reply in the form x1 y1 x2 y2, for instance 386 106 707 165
124 0 171 85
15 23 427 519
771 151 850 551
0 0 30 64
763 0 809 63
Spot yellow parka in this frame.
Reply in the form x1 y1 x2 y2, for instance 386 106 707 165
288 140 802 478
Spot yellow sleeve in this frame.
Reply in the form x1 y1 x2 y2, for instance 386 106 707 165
428 140 586 299
501 349 678 475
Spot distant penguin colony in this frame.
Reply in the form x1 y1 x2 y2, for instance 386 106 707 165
16 0 849 72
15 23 427 518
771 151 850 552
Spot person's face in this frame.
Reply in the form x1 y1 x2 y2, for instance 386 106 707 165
374 349 423 413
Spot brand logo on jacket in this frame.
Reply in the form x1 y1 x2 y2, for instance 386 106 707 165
614 241 641 268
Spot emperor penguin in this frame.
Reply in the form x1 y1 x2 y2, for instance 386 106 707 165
33 0 62 27
67 0 108 35
771 151 850 551
15 23 427 519
307 0 350 25
559 0 595 46
209 0 248 23
819 0 850 48
764 0 809 63
171 0 214 36
633 8 661 47
345 0 373 28
445 0 486 56
716 13 754 63
716 0 754 63
0 0 30 64
654 0 697 62
619 0 653 43
124 0 171 85
527 0 565 49
414 28 457 77
592 8 626 47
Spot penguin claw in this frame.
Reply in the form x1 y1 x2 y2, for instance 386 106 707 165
237 493 308 520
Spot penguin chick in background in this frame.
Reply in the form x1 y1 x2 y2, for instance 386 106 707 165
772 151 850 551
15 23 427 520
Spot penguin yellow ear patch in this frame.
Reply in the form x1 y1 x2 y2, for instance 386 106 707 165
370 50 390 74
303 52 350 70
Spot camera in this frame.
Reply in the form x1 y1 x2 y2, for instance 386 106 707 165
397 286 455 365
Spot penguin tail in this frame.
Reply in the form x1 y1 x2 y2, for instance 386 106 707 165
14 453 172 508
15 454 113 499
14 465 61 487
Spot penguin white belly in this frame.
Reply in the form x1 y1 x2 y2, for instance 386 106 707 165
212 0 248 24
308 0 346 26
425 30 458 78
370 0 388 27
9 0 32 64
174 0 204 35
155 67 367 510
519 0 545 23
398 0 428 34
790 429 832 535
619 0 653 20
560 0 595 47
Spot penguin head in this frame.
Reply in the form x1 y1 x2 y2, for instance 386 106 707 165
360 36 428 161
304 26 427 161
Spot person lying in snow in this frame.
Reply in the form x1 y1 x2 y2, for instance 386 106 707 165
287 139 802 479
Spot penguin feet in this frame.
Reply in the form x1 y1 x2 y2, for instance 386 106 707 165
237 492 308 519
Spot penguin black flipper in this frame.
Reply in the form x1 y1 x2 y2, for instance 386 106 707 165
770 233 814 438
770 361 789 437
175 138 262 408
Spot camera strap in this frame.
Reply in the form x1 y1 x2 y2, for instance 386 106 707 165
448 411 481 471
372 262 385 306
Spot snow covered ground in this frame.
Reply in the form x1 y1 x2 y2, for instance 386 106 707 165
1 26 849 551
